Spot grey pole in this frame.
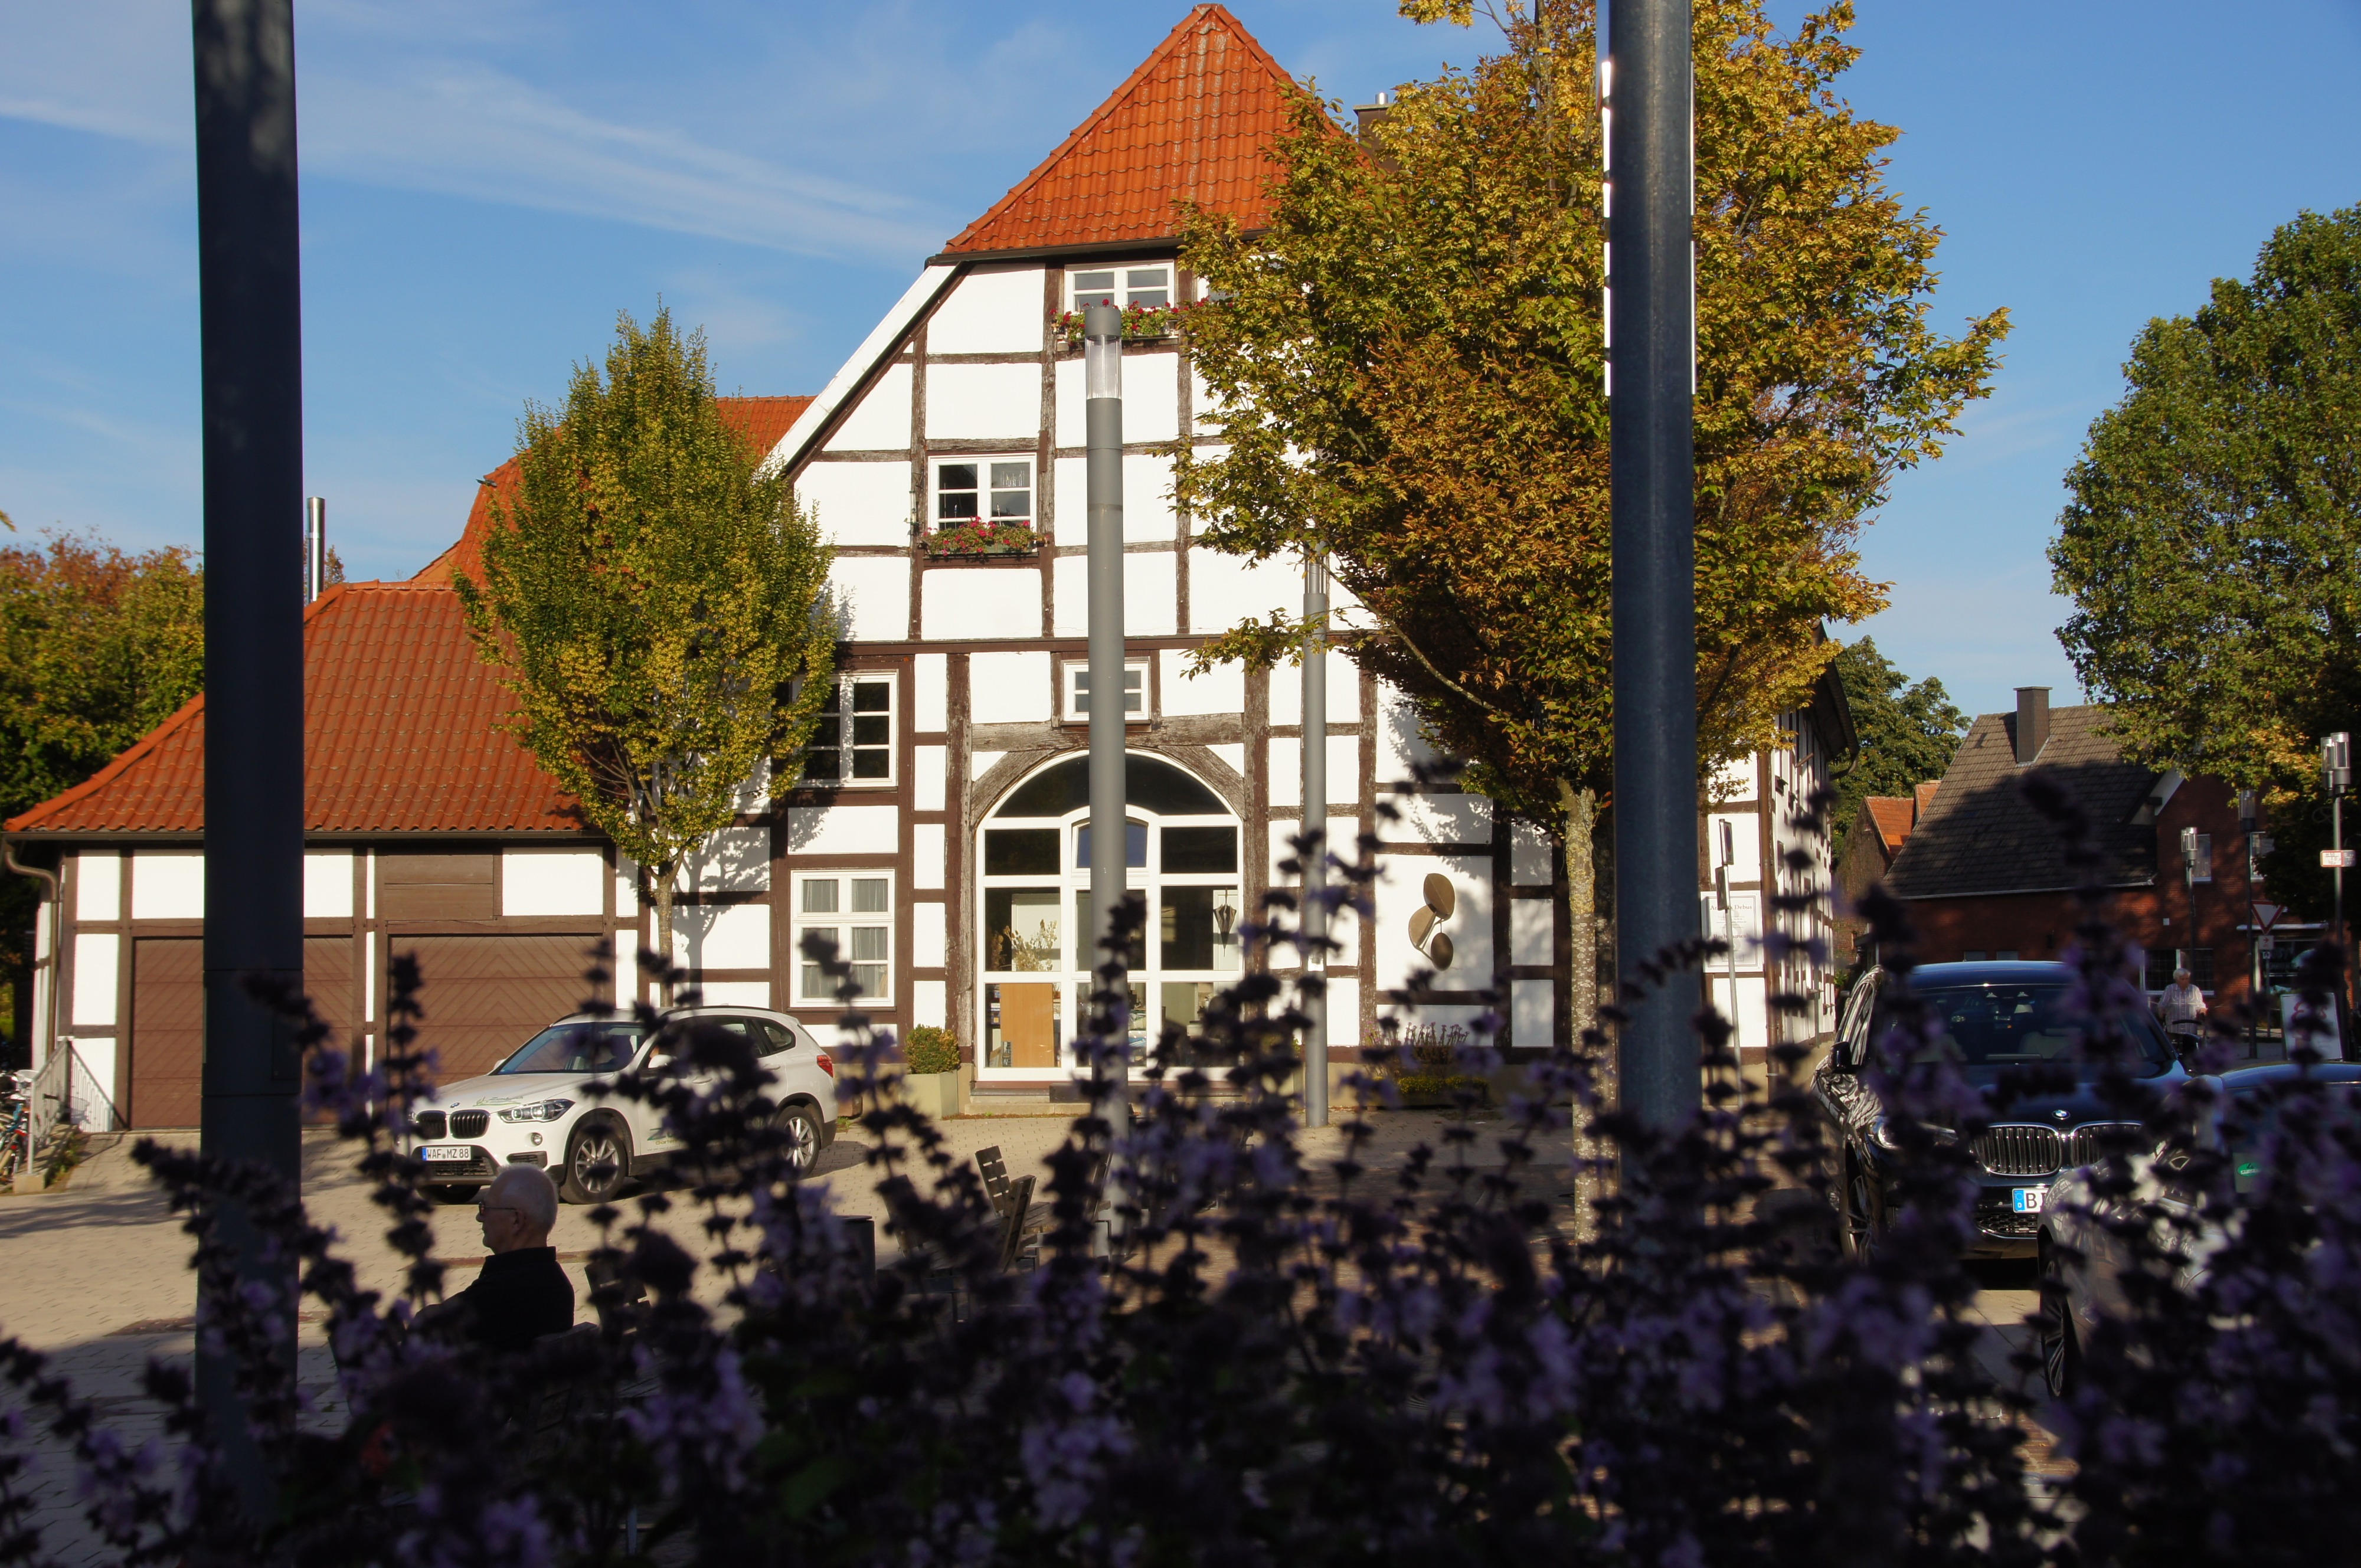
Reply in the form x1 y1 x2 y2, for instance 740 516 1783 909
304 495 326 601
194 0 306 1518
1302 554 1329 1127
1607 0 1700 1130
1083 304 1131 1131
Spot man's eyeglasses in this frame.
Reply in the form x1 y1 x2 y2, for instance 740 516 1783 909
476 1203 522 1217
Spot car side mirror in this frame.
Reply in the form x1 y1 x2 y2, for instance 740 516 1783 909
646 1052 674 1073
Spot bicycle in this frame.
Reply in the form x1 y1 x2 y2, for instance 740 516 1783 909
0 1070 32 1187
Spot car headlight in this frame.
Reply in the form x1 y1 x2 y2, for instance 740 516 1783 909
498 1099 574 1123
1870 1116 1957 1151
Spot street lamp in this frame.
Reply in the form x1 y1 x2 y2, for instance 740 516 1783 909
2240 788 2258 1060
1083 303 1131 1153
2324 732 2352 1058
1715 818 1740 1057
1302 552 1329 1128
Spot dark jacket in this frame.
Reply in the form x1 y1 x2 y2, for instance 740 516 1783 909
442 1246 575 1352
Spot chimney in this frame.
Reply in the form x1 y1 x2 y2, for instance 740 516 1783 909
2014 686 2051 765
1353 91 1392 141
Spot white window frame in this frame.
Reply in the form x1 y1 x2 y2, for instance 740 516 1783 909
1067 264 1174 312
930 456 1035 533
801 672 898 788
792 871 894 1006
1061 657 1151 723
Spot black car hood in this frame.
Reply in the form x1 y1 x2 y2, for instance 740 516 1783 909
1973 1063 2185 1128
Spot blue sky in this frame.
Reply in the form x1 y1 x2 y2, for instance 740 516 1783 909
2 1 2357 719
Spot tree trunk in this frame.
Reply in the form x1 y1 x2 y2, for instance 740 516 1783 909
652 866 676 1006
1560 782 1600 1047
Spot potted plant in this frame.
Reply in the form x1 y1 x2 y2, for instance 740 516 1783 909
902 1025 964 1119
1366 1023 1489 1109
1053 298 1202 348
922 518 1041 558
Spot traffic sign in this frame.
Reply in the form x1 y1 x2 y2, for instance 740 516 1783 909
2323 849 2356 869
2254 901 2283 930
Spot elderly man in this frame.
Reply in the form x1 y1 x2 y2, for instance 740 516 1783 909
2155 965 2209 1060
421 1164 575 1351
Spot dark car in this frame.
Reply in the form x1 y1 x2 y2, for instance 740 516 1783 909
1815 961 2185 1259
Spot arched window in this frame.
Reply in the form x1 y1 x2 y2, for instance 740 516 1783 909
977 753 1240 1075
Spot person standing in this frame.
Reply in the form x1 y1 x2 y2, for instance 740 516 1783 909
2155 965 2209 1060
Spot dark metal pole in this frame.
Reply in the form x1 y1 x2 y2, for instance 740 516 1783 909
1302 555 1329 1128
194 0 306 1518
1083 305 1130 1137
1607 0 1699 1130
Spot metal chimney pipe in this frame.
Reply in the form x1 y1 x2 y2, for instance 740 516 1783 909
1607 0 1700 1131
193 0 306 1521
304 495 325 601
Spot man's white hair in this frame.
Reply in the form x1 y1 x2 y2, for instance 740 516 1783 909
489 1163 560 1235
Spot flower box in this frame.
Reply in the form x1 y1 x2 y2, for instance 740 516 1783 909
922 522 1042 559
1054 300 1201 346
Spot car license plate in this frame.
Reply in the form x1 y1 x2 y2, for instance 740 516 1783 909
421 1144 472 1163
2012 1187 2045 1214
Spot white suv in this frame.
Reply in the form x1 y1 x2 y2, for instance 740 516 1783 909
407 1006 839 1203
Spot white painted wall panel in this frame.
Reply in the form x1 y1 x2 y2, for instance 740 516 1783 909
969 652 1052 724
1376 686 1443 783
1711 754 1757 803
1051 554 1086 636
912 900 947 967
1325 978 1361 1047
1512 820 1554 885
1706 811 1762 882
1125 549 1177 637
1512 978 1555 1053
676 827 771 894
1055 356 1084 449
824 362 911 451
696 980 773 1007
923 568 1040 640
1266 737 1361 811
926 362 1040 441
914 653 949 731
615 855 640 922
1047 456 1176 546
1265 820 1361 970
672 902 771 971
1160 648 1244 718
1268 655 1363 725
1188 548 1293 635
786 804 900 856
1374 853 1491 993
73 932 119 1027
1123 352 1182 443
914 824 946 889
797 461 912 548
501 849 604 915
66 1035 117 1124
1393 791 1492 846
915 745 947 811
305 852 355 918
830 556 911 642
76 850 119 921
911 978 948 1029
735 758 772 816
926 267 1045 355
971 748 1008 781
1208 742 1247 777
1707 975 1770 1050
131 850 203 919
1510 896 1554 967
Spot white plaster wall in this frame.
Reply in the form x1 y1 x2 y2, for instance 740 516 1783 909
615 855 640 921
915 745 947 811
911 978 949 1029
1711 754 1757 803
1376 687 1443 783
1054 357 1084 448
972 749 1008 781
1267 655 1363 725
1511 820 1554 885
798 461 913 548
923 568 1040 640
500 849 603 915
1374 853 1492 993
1188 548 1294 635
1706 811 1762 882
1125 550 1177 637
1159 648 1244 718
1055 352 1182 446
927 266 1045 354
1510 896 1554 967
830 556 911 642
1325 977 1361 1046
825 362 911 451
131 850 203 919
695 980 773 1007
305 852 355 918
1265 819 1360 969
73 932 119 1026
76 850 119 921
786 804 900 856
969 652 1052 725
914 653 949 731
736 758 771 816
913 900 947 967
63 1036 117 1127
1208 742 1247 778
672 902 771 971
1512 978 1555 1053
926 362 1040 441
676 827 771 895
1392 791 1491 846
1049 456 1178 546
1266 736 1362 811
1189 368 1228 435
1051 555 1085 635
1708 974 1770 1049
914 824 946 889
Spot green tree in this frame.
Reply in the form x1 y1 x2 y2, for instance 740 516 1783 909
1828 637 1967 855
455 309 837 975
1176 0 2004 1029
2051 205 2361 794
1 526 206 1051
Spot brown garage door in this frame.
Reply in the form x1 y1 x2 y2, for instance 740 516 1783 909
129 938 204 1129
395 935 608 1083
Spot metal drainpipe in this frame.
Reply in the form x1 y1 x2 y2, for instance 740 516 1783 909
2 842 61 1076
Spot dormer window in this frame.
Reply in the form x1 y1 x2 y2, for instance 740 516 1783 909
1070 265 1172 312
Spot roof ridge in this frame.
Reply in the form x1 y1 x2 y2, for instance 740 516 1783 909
940 4 1297 256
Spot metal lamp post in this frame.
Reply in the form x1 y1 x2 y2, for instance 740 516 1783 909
1302 554 1329 1127
1716 819 1739 1057
194 0 306 1519
2241 788 2258 1060
2326 732 2351 1058
1083 304 1131 1137
1606 0 1701 1130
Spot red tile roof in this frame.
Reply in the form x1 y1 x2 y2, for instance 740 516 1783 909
941 5 1299 256
5 582 586 837
416 394 815 584
1865 797 1918 856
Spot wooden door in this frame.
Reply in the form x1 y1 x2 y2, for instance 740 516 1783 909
394 934 609 1083
128 938 204 1129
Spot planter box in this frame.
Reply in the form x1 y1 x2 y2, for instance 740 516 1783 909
904 1070 963 1121
921 541 1040 560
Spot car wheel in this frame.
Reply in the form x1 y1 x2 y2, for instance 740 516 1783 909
561 1119 630 1204
776 1102 823 1176
2038 1239 2081 1399
1843 1157 1885 1263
